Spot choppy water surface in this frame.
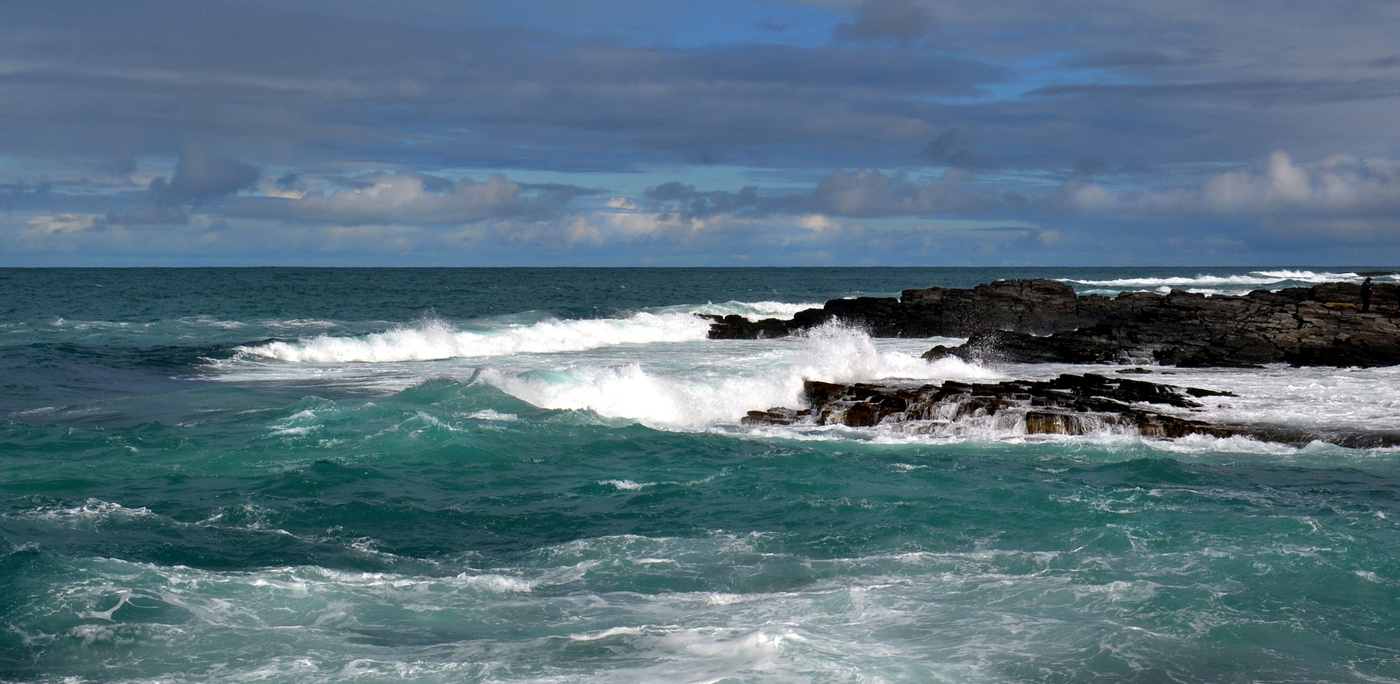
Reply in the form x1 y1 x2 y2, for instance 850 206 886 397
3 267 1400 683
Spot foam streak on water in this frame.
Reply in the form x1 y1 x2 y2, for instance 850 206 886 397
1060 269 1400 297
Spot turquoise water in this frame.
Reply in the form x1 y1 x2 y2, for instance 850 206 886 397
3 268 1400 682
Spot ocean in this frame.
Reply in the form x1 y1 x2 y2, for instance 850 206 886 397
3 267 1400 683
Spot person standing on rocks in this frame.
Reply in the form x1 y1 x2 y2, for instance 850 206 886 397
1362 277 1374 312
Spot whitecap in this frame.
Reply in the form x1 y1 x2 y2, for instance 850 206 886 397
568 626 646 641
1060 269 1372 294
679 300 823 321
480 323 997 429
12 498 158 526
453 573 535 593
467 409 518 422
236 312 711 364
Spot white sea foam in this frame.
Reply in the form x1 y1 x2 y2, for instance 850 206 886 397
455 573 536 593
179 315 247 329
1061 269 1385 293
680 300 822 321
236 312 712 363
17 529 1379 684
1122 364 1400 433
265 318 339 329
467 409 518 422
10 498 159 526
569 626 647 641
481 323 997 429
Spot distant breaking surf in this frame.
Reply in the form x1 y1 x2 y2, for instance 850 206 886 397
1058 269 1390 292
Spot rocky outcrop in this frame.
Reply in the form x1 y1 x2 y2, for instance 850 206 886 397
741 374 1400 448
705 278 1092 339
705 279 1400 367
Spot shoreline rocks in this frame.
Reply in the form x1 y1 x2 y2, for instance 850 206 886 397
705 279 1400 368
741 374 1400 448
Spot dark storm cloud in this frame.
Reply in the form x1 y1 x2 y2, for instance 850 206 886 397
1061 51 1181 69
1034 78 1400 108
2 0 1397 179
105 204 190 226
833 0 934 43
922 130 997 170
1071 158 1108 179
0 182 52 212
645 168 1001 218
94 158 138 177
102 142 258 225
811 169 1000 216
156 142 259 202
0 1 999 172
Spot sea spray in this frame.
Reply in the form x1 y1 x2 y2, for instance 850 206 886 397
479 323 997 428
1060 269 1399 296
236 312 713 363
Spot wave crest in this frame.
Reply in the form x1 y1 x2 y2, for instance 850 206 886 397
482 323 997 428
679 300 822 321
236 313 712 364
1062 269 1380 292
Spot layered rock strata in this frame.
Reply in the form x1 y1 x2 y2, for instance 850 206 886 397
742 373 1400 448
705 279 1400 367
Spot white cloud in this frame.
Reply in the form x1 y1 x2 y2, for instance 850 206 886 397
1067 151 1400 217
27 213 98 234
233 173 576 225
797 214 839 231
1066 182 1115 211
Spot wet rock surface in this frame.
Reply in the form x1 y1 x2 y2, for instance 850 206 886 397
706 279 1400 368
742 373 1400 448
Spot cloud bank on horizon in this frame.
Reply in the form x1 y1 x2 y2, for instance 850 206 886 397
2 0 1399 266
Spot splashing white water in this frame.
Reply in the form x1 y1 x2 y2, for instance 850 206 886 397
481 323 996 429
207 298 1400 447
678 300 822 321
1061 270 1385 293
236 312 712 363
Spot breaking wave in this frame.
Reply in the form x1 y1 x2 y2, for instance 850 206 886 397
1061 269 1391 295
481 323 998 429
677 300 822 321
235 312 712 363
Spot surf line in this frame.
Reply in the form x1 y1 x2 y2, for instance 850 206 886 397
719 278 1400 446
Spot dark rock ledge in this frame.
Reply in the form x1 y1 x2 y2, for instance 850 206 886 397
742 374 1400 449
704 279 1400 368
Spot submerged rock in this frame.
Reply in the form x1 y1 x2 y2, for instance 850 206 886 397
742 373 1400 447
706 279 1400 367
745 373 1232 436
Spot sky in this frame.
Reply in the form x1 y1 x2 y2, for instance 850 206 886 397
2 0 1399 266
